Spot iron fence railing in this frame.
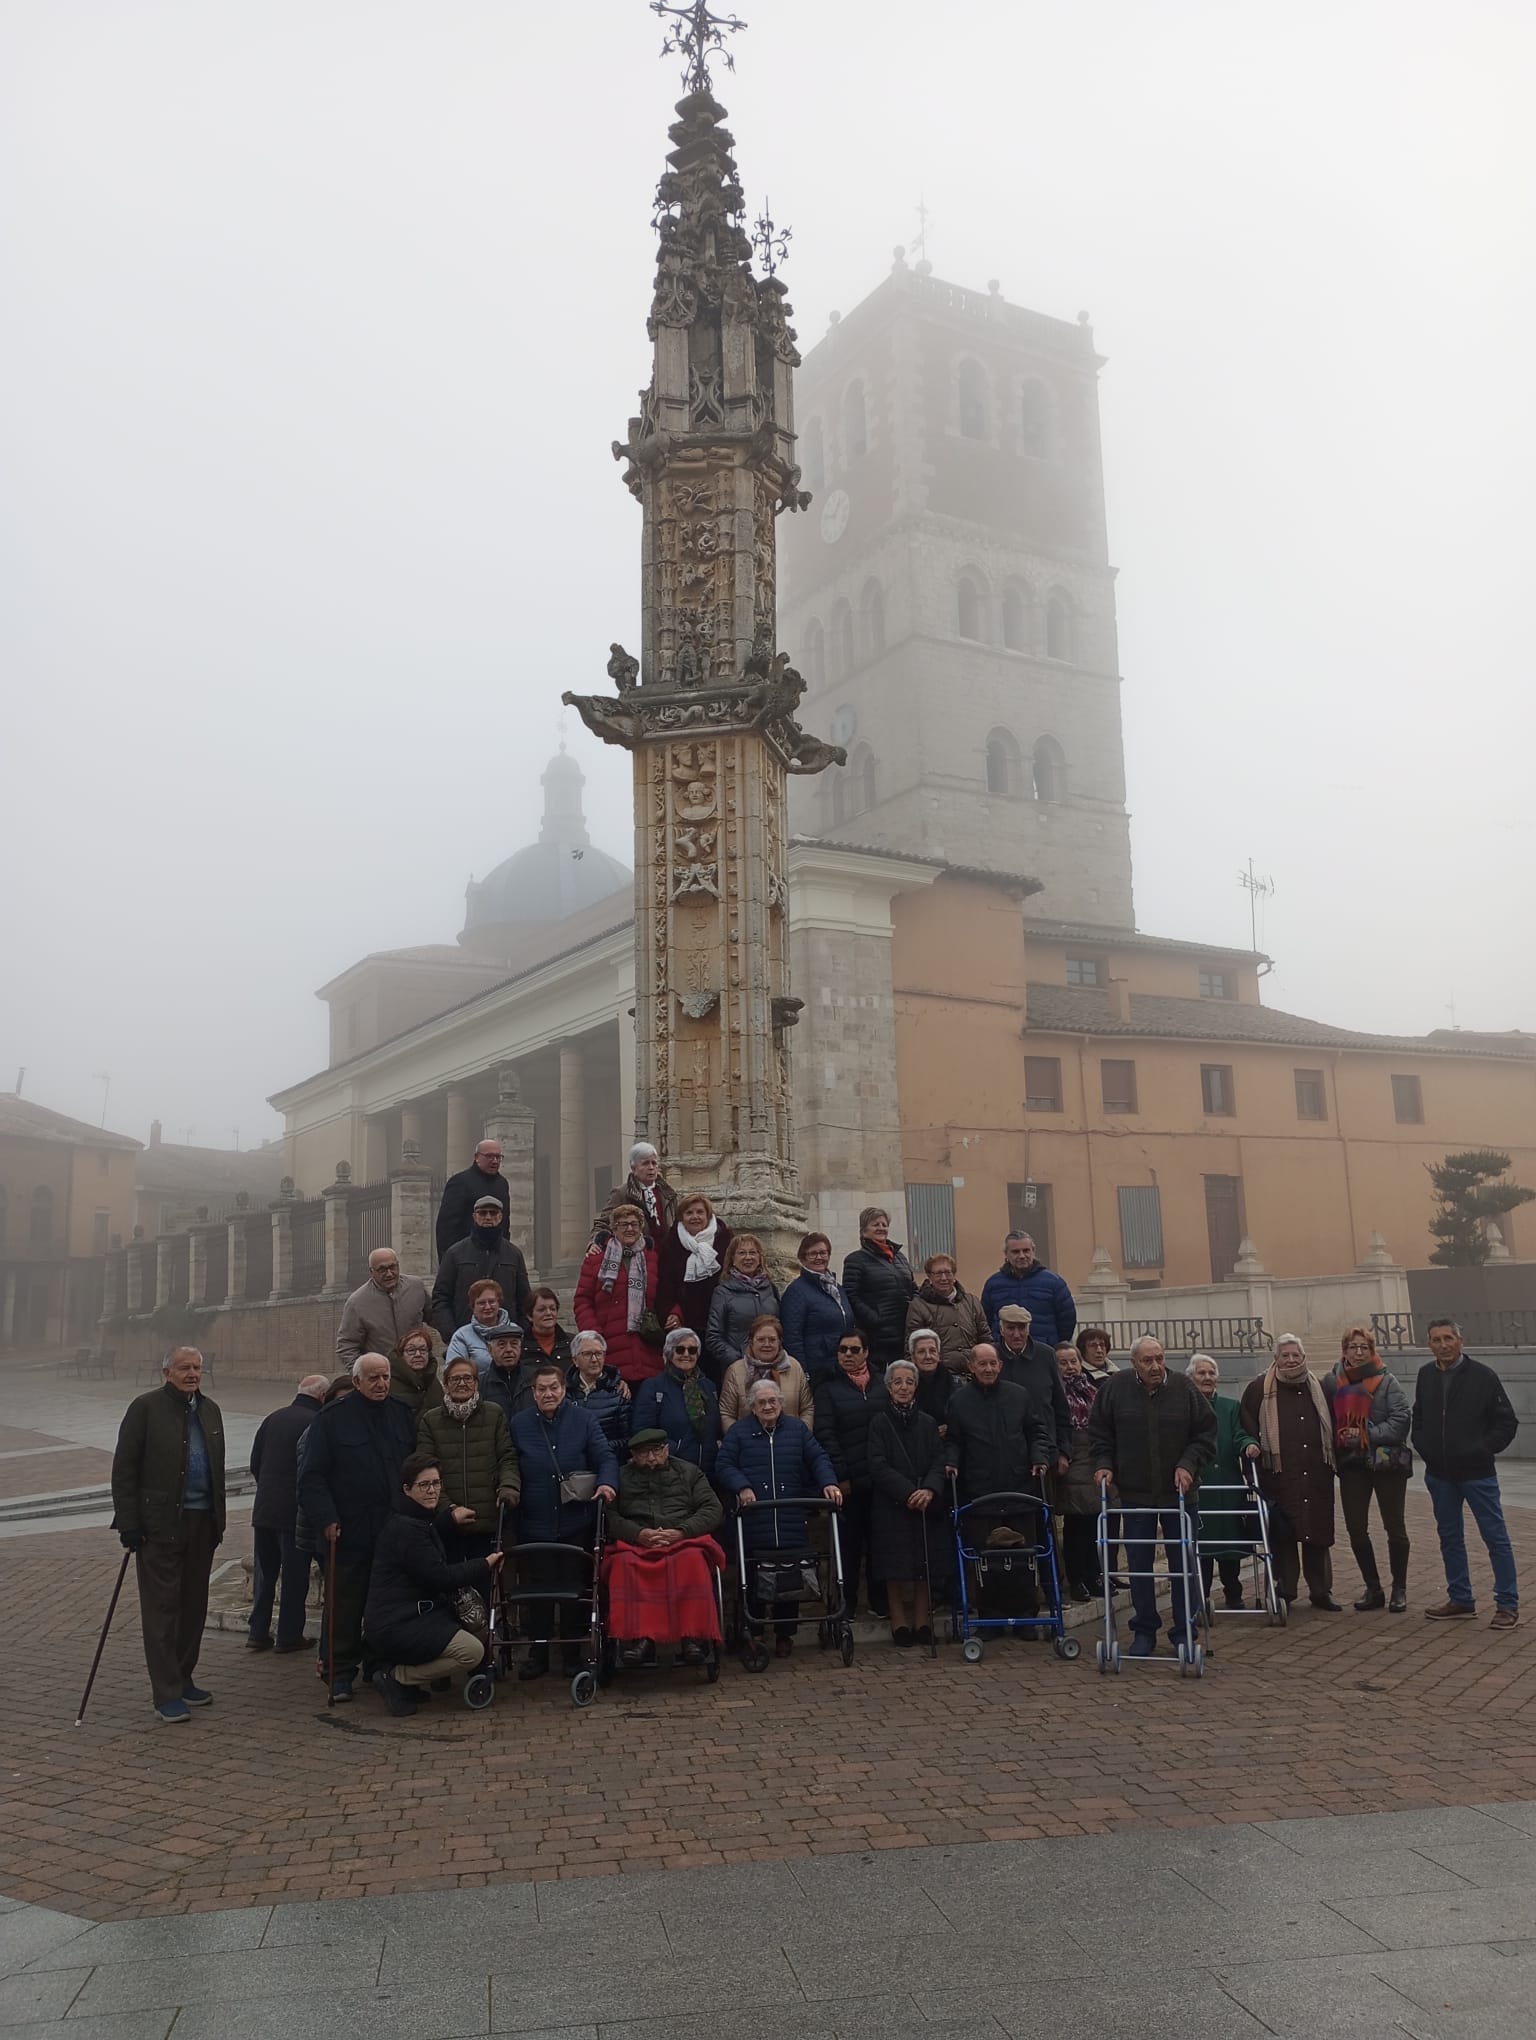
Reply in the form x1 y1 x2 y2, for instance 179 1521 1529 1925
1372 1310 1536 1352
1103 1317 1270 1356
289 1202 326 1297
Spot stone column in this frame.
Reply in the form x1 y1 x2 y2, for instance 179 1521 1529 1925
617 1008 637 1162
390 1140 435 1282
363 1115 388 1186
400 1102 425 1154
270 1204 295 1302
444 1087 472 1177
227 1216 248 1302
126 1246 145 1315
557 1042 590 1261
155 1241 173 1310
483 1067 537 1260
100 1250 122 1325
322 1165 353 1295
187 1230 208 1307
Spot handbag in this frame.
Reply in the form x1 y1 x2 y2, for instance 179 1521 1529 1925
546 1434 598 1506
1370 1442 1413 1476
753 1558 821 1603
452 1586 489 1642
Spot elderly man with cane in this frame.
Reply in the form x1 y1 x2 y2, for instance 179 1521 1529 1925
108 1347 226 1725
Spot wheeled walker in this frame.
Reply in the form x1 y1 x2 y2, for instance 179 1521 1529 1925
465 1501 606 1710
732 1496 854 1672
1094 1488 1204 1677
948 1480 1081 1663
1191 1462 1285 1645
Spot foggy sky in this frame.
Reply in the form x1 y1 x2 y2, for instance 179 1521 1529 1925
3 0 1533 1152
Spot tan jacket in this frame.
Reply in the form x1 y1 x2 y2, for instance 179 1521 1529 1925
718 1355 815 1431
905 1287 990 1372
335 1275 430 1366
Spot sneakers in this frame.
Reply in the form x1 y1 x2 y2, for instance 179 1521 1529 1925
154 1699 191 1725
182 1684 213 1706
244 1634 274 1652
1491 1607 1521 1631
1424 1600 1477 1620
329 1677 354 1702
370 1668 418 1717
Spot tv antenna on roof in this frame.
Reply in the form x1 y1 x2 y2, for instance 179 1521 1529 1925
1238 859 1275 953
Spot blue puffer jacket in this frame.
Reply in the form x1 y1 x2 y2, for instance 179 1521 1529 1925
565 1363 632 1454
716 1412 837 1553
979 1262 1078 1349
780 1272 856 1384
626 1367 721 1477
509 1400 619 1546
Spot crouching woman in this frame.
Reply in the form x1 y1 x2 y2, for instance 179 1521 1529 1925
364 1451 504 1717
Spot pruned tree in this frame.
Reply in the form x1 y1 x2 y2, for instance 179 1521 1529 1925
1427 1149 1536 1267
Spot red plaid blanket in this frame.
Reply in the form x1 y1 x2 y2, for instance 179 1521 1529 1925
601 1535 725 1644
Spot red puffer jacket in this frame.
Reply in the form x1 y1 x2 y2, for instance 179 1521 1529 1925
573 1239 661 1384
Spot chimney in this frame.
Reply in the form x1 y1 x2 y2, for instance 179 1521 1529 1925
1106 978 1131 1023
149 1119 162 1149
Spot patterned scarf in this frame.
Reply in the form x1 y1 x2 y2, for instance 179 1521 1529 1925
841 1358 872 1392
668 1361 710 1440
802 1261 845 1304
445 1392 480 1423
597 1235 648 1331
1062 1370 1097 1430
1259 1361 1335 1475
1333 1355 1383 1452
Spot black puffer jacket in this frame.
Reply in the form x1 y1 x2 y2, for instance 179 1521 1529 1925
943 1379 1052 1503
1411 1357 1519 1481
416 1401 521 1533
430 1233 533 1342
297 1392 417 1552
1086 1369 1216 1506
364 1493 493 1666
814 1369 890 1488
249 1393 322 1535
841 1241 917 1366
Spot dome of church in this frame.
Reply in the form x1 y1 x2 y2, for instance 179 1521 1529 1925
460 749 631 952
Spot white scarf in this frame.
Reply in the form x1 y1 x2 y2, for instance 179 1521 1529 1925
678 1214 721 1285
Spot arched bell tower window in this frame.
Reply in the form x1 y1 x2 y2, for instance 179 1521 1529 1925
957 358 990 441
956 575 985 643
860 579 886 660
985 728 1023 797
1045 589 1075 662
1033 735 1066 804
803 619 825 688
1002 584 1029 652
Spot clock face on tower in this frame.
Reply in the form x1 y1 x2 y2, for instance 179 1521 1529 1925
819 487 851 545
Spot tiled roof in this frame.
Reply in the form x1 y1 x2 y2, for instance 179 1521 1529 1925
789 837 1043 894
1025 986 1536 1059
0 1094 141 1150
1023 919 1270 966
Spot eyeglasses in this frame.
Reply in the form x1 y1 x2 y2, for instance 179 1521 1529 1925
837 1344 864 1355
411 1478 443 1493
672 1342 700 1353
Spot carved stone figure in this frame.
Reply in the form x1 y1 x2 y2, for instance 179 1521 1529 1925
606 643 639 691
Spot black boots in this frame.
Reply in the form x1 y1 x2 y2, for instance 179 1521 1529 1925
1389 1584 1408 1613
1354 1585 1386 1611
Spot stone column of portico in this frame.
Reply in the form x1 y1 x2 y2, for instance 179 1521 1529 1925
155 1241 173 1310
483 1068 537 1265
322 1166 354 1296
444 1088 472 1179
557 1043 590 1262
269 1204 295 1302
187 1231 208 1307
400 1103 425 1154
390 1140 436 1282
227 1215 249 1302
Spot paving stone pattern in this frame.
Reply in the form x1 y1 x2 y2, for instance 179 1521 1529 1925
6 1810 1536 2037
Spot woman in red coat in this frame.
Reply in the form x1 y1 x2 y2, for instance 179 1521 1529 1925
574 1202 662 1386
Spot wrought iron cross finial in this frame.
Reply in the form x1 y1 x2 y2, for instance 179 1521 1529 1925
751 199 791 277
652 0 746 93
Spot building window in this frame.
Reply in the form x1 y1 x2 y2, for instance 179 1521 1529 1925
1199 969 1234 1000
957 575 984 642
1204 1175 1246 1281
1006 1182 1054 1267
93 1208 111 1256
1024 1056 1063 1112
1118 1185 1164 1269
1032 735 1065 803
803 619 825 688
906 1182 956 1264
1066 956 1103 987
802 416 825 494
1392 1074 1424 1125
1045 589 1074 661
1101 1058 1138 1114
830 599 854 679
1200 1064 1236 1117
985 727 1022 797
30 1185 53 1246
1002 584 1028 652
843 379 868 461
1294 1069 1327 1122
957 357 989 439
860 578 885 659
1019 378 1054 457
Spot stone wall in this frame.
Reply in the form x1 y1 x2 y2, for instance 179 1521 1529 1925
117 1298 344 1383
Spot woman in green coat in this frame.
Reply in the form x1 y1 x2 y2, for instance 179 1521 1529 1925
1187 1353 1259 1608
417 1355 521 1561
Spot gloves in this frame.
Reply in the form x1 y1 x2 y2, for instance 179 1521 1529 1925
496 1487 520 1509
119 1530 145 1552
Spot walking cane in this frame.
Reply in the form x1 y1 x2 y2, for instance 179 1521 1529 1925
325 1532 338 1708
920 1504 937 1659
76 1547 133 1727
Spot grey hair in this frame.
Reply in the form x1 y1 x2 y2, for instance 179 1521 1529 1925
298 1373 331 1398
352 1351 390 1381
162 1347 202 1373
628 1142 659 1165
572 1330 607 1359
662 1326 699 1362
907 1326 941 1357
1186 1352 1219 1378
886 1356 919 1381
1128 1335 1165 1361
1273 1332 1307 1357
748 1377 782 1407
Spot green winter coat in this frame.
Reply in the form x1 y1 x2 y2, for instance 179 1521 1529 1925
608 1455 723 1544
1199 1390 1259 1556
390 1345 445 1418
416 1401 520 1534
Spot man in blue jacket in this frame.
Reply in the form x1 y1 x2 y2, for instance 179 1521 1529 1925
509 1363 618 1679
980 1232 1077 1350
717 1379 842 1659
296 1351 417 1699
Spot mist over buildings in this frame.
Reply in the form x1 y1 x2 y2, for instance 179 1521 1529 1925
3 0 1532 1146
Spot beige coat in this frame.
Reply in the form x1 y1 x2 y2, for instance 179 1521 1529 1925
335 1275 431 1366
718 1355 815 1431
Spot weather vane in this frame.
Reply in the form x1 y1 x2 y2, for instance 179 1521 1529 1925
751 199 791 276
652 0 747 93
